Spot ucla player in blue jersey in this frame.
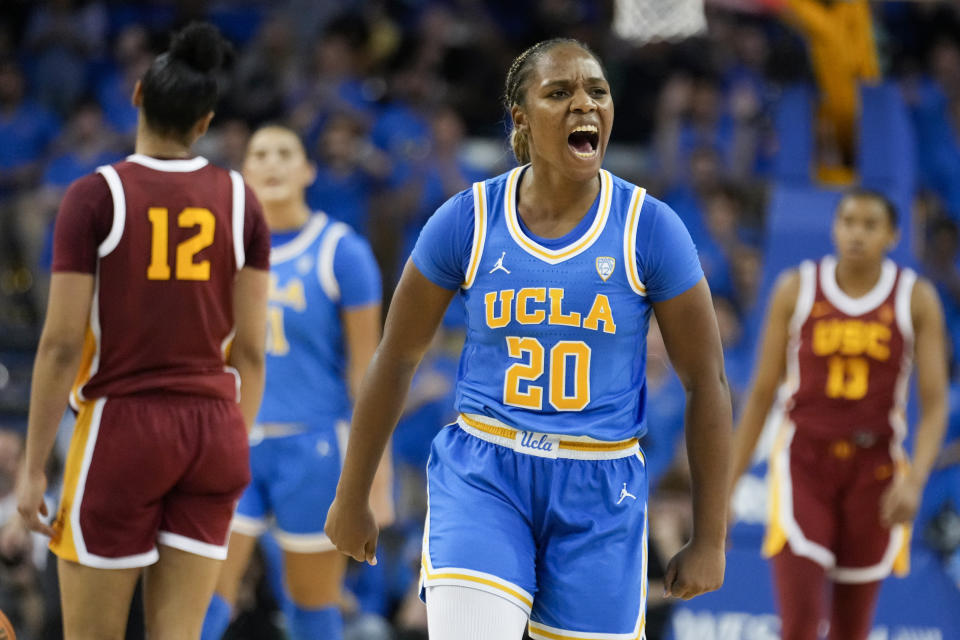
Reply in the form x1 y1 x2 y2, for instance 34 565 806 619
201 125 393 640
326 40 731 639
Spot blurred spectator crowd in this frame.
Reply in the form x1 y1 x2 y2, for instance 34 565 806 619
2 1 960 639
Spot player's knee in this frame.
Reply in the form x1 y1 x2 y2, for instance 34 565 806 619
212 564 246 606
286 571 341 607
284 548 346 606
64 609 133 640
66 627 127 640
287 583 341 608
62 602 131 640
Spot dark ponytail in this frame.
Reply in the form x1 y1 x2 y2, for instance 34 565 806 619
140 22 229 140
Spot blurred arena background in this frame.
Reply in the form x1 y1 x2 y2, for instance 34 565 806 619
1 0 959 638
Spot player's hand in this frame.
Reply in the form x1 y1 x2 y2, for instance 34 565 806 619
325 494 379 566
0 516 33 561
664 538 725 599
879 475 922 527
16 469 55 537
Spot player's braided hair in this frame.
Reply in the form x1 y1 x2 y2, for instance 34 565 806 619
503 38 604 164
141 22 231 141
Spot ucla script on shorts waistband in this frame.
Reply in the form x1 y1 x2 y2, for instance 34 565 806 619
457 413 642 461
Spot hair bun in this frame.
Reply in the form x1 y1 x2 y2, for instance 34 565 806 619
168 22 226 74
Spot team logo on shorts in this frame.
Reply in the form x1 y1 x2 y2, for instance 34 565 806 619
596 257 616 282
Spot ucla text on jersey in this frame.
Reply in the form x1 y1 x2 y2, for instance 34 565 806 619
458 168 656 441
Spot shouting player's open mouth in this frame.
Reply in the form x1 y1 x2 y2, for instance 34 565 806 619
567 124 599 159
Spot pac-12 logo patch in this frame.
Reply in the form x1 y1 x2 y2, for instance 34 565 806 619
296 255 313 275
596 257 616 281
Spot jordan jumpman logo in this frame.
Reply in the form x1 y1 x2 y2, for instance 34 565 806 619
490 251 511 274
617 483 637 505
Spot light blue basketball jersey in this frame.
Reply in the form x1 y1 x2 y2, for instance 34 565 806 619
259 213 380 426
411 166 702 441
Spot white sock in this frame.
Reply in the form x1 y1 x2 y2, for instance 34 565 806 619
426 585 528 640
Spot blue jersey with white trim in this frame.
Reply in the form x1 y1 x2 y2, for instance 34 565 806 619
259 213 381 426
411 166 702 441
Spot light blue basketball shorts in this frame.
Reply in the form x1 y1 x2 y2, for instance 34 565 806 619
232 420 349 552
420 413 649 639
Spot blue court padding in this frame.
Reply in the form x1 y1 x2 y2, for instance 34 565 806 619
772 84 815 185
706 415 960 639
756 184 842 303
668 545 960 640
859 84 916 199
741 184 843 356
858 82 916 262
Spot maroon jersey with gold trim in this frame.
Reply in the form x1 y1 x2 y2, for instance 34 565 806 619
51 154 270 406
785 256 916 441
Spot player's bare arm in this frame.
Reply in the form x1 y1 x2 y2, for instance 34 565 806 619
343 303 395 528
17 272 94 536
326 260 454 563
343 304 382 401
653 277 731 599
729 268 799 498
880 277 948 527
229 266 269 431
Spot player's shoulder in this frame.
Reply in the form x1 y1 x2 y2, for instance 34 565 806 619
320 215 374 259
322 214 354 237
601 171 655 204
324 216 367 249
775 266 802 291
605 170 643 198
67 169 111 194
600 174 677 225
622 184 686 239
907 271 941 317
430 183 478 225
890 258 918 278
769 264 809 317
481 167 514 190
634 188 676 221
61 170 113 210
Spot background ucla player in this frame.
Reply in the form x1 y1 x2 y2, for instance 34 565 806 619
201 125 392 640
326 39 731 640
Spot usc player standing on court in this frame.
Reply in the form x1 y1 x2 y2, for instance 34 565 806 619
730 190 948 640
15 23 270 640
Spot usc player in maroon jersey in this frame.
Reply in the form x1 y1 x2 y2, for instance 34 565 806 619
15 23 270 640
730 190 948 640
